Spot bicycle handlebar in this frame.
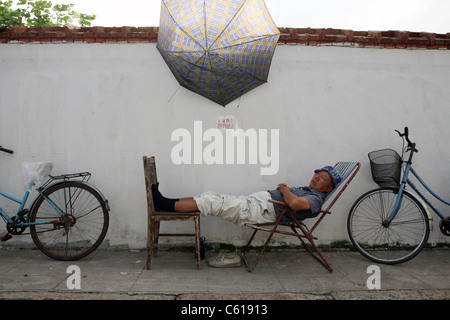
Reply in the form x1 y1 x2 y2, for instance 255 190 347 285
0 146 14 154
395 127 418 153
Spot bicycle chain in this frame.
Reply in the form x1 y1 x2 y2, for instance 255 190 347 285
6 209 29 235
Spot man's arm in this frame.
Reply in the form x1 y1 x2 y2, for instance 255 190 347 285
276 184 311 211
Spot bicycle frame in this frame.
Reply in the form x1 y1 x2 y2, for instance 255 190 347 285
406 167 449 219
0 189 31 223
385 149 449 225
0 182 65 228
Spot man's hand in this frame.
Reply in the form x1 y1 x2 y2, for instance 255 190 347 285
276 183 311 211
276 183 290 193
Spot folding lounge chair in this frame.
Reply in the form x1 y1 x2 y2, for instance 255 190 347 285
242 162 361 272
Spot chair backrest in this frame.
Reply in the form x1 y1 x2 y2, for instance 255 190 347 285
143 156 158 214
143 156 158 184
322 161 361 211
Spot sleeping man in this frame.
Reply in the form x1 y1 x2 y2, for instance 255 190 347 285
151 166 342 226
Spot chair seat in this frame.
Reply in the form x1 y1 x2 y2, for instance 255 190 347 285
153 211 200 217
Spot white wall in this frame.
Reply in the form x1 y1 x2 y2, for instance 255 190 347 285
1 43 449 248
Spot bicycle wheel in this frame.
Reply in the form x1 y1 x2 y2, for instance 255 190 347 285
30 181 109 261
347 187 429 264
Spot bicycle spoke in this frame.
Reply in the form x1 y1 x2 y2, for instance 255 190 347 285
30 181 109 261
348 188 429 264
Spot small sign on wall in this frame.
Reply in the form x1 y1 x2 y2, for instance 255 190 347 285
217 116 237 130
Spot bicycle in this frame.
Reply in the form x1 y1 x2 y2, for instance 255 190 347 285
347 127 450 264
0 146 110 261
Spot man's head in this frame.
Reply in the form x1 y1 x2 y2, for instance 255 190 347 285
309 166 342 193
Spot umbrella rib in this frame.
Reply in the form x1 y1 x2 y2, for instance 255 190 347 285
203 0 208 49
162 0 206 51
206 54 228 105
214 53 266 84
219 33 279 50
208 0 249 50
211 34 278 82
181 54 227 105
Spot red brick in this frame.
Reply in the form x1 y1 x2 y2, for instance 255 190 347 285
0 26 448 49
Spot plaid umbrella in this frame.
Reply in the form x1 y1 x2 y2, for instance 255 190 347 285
157 0 280 106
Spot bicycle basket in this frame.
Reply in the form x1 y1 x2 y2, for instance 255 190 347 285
368 149 402 188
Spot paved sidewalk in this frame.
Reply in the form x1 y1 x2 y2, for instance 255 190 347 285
0 247 449 300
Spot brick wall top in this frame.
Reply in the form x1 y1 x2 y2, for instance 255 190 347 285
1 26 449 49
279 28 450 49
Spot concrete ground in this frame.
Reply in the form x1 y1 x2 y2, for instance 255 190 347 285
0 247 448 301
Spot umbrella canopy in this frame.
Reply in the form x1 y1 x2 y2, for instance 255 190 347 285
157 0 280 106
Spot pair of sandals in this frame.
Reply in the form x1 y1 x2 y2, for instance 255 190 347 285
207 252 241 268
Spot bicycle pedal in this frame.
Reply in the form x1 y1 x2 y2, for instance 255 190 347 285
18 209 29 218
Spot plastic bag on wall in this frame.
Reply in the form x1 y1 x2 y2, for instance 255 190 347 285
21 162 54 191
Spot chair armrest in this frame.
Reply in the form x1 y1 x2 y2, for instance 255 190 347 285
268 199 288 207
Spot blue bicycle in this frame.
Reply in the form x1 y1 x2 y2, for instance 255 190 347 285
347 127 450 264
0 146 110 261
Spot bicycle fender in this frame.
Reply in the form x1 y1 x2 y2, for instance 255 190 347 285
405 190 433 231
81 181 111 212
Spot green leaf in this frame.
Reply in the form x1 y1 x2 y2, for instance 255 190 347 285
0 0 96 27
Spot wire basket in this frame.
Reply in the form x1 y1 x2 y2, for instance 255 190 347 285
368 149 402 188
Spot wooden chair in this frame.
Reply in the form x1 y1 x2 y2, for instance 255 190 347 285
242 162 361 272
143 156 201 269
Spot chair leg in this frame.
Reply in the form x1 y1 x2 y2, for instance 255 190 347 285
194 216 201 269
146 218 154 270
289 224 333 272
146 244 153 270
242 228 276 272
242 228 258 255
153 221 160 257
241 228 258 270
306 240 333 272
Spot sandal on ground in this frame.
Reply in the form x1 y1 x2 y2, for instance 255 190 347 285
207 252 242 268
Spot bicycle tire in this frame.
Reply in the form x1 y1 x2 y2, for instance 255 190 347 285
30 181 109 261
347 187 429 264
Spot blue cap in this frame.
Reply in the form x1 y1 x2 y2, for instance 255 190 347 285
315 166 342 187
